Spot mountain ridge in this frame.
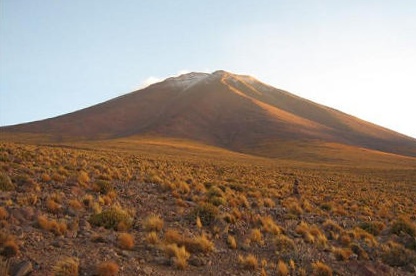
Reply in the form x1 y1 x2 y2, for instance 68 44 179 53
2 70 416 158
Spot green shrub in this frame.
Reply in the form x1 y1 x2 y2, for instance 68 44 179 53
209 196 226 206
382 242 416 267
320 203 332 211
191 203 219 226
391 218 416 237
94 180 114 194
207 186 224 198
274 235 296 254
358 221 385 236
89 206 133 230
349 243 369 260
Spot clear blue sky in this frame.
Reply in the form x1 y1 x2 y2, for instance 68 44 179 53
1 0 415 138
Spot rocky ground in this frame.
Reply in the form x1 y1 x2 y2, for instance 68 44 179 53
1 142 415 275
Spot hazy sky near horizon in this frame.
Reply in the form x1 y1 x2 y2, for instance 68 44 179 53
1 0 416 138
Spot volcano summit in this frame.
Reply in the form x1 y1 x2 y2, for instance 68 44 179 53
2 70 416 158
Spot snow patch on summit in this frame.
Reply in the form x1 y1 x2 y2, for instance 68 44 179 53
165 72 210 90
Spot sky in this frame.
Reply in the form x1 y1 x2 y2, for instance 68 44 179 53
1 0 415 138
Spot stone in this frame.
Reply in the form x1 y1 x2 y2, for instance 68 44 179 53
142 267 153 275
11 260 33 276
189 256 207 267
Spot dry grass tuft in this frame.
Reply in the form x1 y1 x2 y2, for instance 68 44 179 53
41 173 51 182
196 216 203 229
53 257 79 276
96 261 119 276
37 215 67 236
118 233 134 250
277 259 289 276
68 199 83 210
164 229 183 244
332 247 353 261
143 215 164 232
312 261 332 276
146 231 159 245
263 197 276 207
46 198 61 214
0 207 8 220
227 235 237 249
250 228 263 245
261 216 282 235
163 243 190 270
238 254 258 270
184 233 215 253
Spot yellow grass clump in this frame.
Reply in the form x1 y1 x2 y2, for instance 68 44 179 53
53 257 79 276
227 235 237 249
238 254 258 270
277 260 289 276
37 215 67 236
143 215 164 232
312 261 332 276
163 243 190 270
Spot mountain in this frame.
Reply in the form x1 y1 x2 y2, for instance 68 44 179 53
2 70 416 158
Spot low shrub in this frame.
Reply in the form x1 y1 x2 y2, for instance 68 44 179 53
350 243 369 260
274 235 296 254
1 239 19 258
0 172 15 191
89 206 133 230
391 218 416 237
93 180 113 194
381 241 416 267
358 221 385 236
191 203 219 226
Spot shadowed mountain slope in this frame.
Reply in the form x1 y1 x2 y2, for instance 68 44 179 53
2 70 416 158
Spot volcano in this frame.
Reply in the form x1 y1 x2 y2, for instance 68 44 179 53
2 70 416 158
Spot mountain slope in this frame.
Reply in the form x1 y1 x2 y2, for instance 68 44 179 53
2 70 416 158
